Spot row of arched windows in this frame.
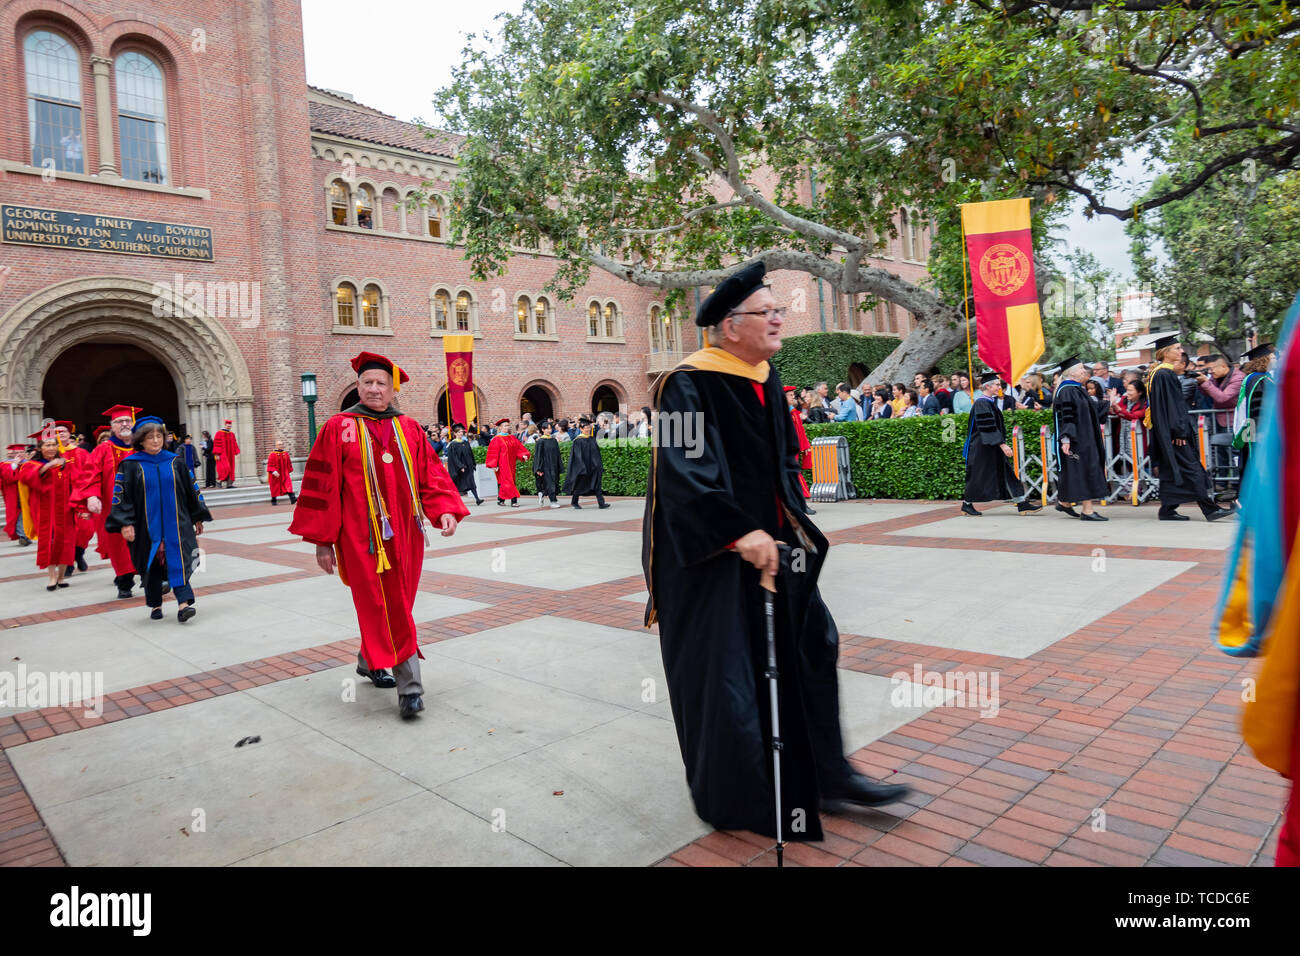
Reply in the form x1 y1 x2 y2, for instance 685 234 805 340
332 282 645 341
327 178 445 236
23 28 171 183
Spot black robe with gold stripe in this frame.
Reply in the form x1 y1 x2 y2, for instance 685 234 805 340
642 347 852 842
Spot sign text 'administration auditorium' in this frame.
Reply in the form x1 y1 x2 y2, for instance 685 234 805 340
1 204 214 261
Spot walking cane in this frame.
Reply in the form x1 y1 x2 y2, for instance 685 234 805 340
761 559 784 867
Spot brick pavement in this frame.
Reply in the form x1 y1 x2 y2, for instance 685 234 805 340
0 498 1285 867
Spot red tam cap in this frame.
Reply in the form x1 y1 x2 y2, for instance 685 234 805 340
223 419 232 426
351 351 409 392
783 385 797 392
28 429 48 441
493 417 510 427
6 444 27 452
53 420 75 431
102 404 141 422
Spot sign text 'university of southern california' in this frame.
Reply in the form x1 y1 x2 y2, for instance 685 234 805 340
1 204 214 261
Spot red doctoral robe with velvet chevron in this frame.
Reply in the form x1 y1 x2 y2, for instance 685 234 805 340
18 458 75 569
288 411 469 670
73 438 134 571
266 451 294 497
486 433 529 499
213 428 239 482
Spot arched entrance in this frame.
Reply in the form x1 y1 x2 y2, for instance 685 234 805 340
520 383 555 422
43 343 181 436
591 383 621 415
0 276 257 477
434 386 486 426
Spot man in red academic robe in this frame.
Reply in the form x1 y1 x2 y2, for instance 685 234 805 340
289 351 468 719
784 384 815 514
485 417 529 507
3 443 29 544
73 405 140 598
213 419 240 487
53 421 95 573
266 440 296 505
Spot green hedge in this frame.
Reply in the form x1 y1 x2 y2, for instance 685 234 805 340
770 331 902 389
457 412 1053 501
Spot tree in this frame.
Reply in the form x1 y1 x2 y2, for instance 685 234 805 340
431 0 1300 381
1127 132 1300 358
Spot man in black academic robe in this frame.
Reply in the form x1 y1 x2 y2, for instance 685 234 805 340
961 372 1042 516
1145 338 1236 521
533 426 562 508
1052 363 1111 521
564 417 607 509
445 423 482 506
643 261 909 843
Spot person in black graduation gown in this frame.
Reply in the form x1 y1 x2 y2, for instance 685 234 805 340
643 261 910 843
961 371 1042 516
1051 362 1111 521
564 417 608 509
1144 338 1236 522
533 423 562 508
445 423 482 506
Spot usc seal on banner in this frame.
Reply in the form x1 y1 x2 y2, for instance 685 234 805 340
449 357 470 386
978 243 1031 296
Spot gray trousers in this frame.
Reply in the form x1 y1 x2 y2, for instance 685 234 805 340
358 652 423 696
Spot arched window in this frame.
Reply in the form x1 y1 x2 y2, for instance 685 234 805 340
534 296 551 335
432 289 451 331
336 282 357 326
649 306 662 352
329 181 349 225
516 296 531 334
603 301 618 338
455 291 473 331
908 208 921 261
356 185 375 229
588 302 600 338
115 51 168 184
381 186 401 232
25 30 84 173
361 283 382 327
427 197 443 238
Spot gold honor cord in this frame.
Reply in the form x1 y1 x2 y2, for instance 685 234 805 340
354 420 393 574
1143 363 1174 429
389 420 430 546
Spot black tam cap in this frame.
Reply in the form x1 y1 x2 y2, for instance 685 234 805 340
695 261 768 327
979 371 1001 386
1243 342 1274 361
1151 334 1180 353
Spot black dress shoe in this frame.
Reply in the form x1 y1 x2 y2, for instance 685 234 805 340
1206 507 1236 522
356 665 397 688
1017 500 1043 513
960 502 981 517
572 502 582 509
805 507 816 515
1079 511 1109 521
56 581 69 588
116 587 133 599
150 608 163 620
1159 510 1190 521
497 499 505 506
1055 504 1080 518
597 503 611 509
821 773 913 811
399 694 424 719
178 604 197 623
46 585 56 592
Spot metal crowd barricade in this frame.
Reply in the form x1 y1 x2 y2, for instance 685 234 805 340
1190 408 1240 501
1011 424 1052 506
809 435 855 502
1101 417 1158 505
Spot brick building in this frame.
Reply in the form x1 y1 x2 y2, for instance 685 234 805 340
0 0 934 480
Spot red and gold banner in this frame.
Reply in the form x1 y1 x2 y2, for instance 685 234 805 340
960 198 1044 384
443 334 476 427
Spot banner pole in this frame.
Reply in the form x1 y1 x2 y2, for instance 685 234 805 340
959 211 975 397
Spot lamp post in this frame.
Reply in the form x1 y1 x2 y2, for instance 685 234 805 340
301 372 318 450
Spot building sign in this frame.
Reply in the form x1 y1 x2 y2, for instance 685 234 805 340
1 204 214 261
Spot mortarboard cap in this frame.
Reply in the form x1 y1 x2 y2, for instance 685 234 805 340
1243 342 1274 361
1151 334 1180 353
102 405 141 422
351 351 409 392
979 370 1001 385
1055 355 1081 373
695 261 768 327
451 422 465 431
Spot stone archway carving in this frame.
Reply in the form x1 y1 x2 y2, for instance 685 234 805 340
0 276 259 480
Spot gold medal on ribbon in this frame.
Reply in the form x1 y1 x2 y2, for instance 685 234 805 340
381 452 394 464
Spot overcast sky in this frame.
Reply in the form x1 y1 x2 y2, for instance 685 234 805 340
301 0 1142 282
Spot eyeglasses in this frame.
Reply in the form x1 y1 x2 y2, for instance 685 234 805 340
727 307 787 320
